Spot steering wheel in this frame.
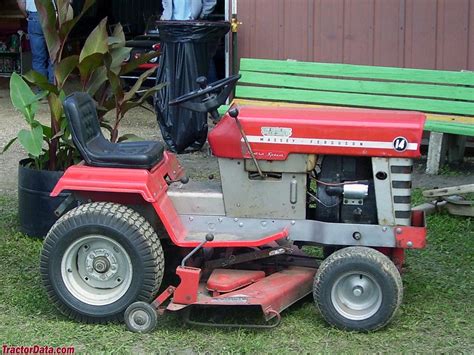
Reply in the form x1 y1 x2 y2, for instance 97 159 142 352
169 74 241 121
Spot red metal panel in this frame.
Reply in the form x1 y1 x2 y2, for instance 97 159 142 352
313 0 344 63
373 0 405 67
436 0 470 70
342 0 375 65
208 106 426 160
195 267 316 320
207 269 265 293
51 152 189 247
395 211 427 249
173 267 202 304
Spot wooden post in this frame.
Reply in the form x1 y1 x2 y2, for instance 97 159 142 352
426 132 446 175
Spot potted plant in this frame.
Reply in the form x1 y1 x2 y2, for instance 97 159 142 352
3 0 163 237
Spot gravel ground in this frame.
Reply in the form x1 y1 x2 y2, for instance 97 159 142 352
0 77 471 196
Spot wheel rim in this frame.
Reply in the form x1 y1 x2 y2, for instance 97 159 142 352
61 235 133 306
128 308 152 331
330 271 382 321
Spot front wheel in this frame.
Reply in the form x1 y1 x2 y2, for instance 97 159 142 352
40 202 164 323
313 247 402 332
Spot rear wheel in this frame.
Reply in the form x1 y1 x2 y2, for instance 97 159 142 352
40 202 164 323
313 247 402 331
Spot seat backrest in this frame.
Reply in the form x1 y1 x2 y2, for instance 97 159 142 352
63 92 103 158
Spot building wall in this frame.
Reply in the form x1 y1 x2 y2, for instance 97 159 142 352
236 0 474 70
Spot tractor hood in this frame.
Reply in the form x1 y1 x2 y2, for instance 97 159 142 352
208 105 426 160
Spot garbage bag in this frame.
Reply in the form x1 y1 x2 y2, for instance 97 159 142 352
155 21 230 153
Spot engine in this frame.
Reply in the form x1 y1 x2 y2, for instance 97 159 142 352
308 156 378 224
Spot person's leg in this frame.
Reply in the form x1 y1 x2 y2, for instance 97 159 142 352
27 12 51 82
47 58 55 83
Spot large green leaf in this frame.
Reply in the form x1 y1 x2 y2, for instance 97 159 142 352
58 0 96 42
56 0 71 26
79 17 109 63
123 66 158 101
107 36 123 47
41 124 52 139
23 70 59 94
78 53 105 85
111 23 126 48
107 69 124 102
10 72 36 122
18 125 43 157
86 67 108 96
120 51 159 75
121 84 165 115
108 47 132 74
35 0 60 61
55 55 79 88
48 93 63 122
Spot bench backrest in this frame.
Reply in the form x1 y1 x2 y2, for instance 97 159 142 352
234 58 474 136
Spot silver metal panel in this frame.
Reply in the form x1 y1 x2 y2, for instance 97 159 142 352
167 180 225 216
372 157 413 226
181 215 398 248
219 158 306 219
244 154 311 173
372 157 396 225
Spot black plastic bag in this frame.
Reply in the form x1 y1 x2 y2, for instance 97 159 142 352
156 21 230 153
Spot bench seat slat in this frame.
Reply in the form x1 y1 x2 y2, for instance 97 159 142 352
240 58 474 86
424 121 474 136
240 71 474 101
236 86 474 116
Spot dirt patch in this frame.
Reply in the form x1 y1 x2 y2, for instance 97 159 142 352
0 77 471 196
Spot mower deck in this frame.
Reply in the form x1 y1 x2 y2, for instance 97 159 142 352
166 266 316 323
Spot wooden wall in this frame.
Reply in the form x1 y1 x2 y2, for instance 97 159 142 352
236 0 474 70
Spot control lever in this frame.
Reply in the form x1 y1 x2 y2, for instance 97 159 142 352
196 76 220 122
181 233 214 267
229 108 265 179
166 176 190 185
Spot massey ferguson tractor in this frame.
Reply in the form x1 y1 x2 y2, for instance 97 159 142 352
40 75 426 333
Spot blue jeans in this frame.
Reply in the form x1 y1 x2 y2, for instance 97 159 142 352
27 12 54 83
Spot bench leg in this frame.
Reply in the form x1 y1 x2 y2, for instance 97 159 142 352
426 132 446 175
446 135 466 165
426 132 466 175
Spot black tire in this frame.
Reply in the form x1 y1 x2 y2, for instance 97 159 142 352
124 301 158 333
40 202 164 323
322 246 342 259
313 247 402 332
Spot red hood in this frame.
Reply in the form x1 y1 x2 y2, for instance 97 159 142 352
208 105 426 160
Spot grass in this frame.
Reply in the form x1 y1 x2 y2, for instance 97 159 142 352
0 193 473 353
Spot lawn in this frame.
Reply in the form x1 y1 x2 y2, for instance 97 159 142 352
0 193 472 353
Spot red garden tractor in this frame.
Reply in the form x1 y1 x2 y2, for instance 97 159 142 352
41 75 426 333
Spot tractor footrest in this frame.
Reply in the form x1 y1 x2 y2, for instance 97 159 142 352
182 228 289 247
207 269 265 294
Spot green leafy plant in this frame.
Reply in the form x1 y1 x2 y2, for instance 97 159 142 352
4 73 48 170
3 0 164 171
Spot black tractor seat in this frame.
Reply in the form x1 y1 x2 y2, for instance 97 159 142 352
63 92 164 169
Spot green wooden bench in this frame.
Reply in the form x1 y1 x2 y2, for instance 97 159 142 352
222 58 474 174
